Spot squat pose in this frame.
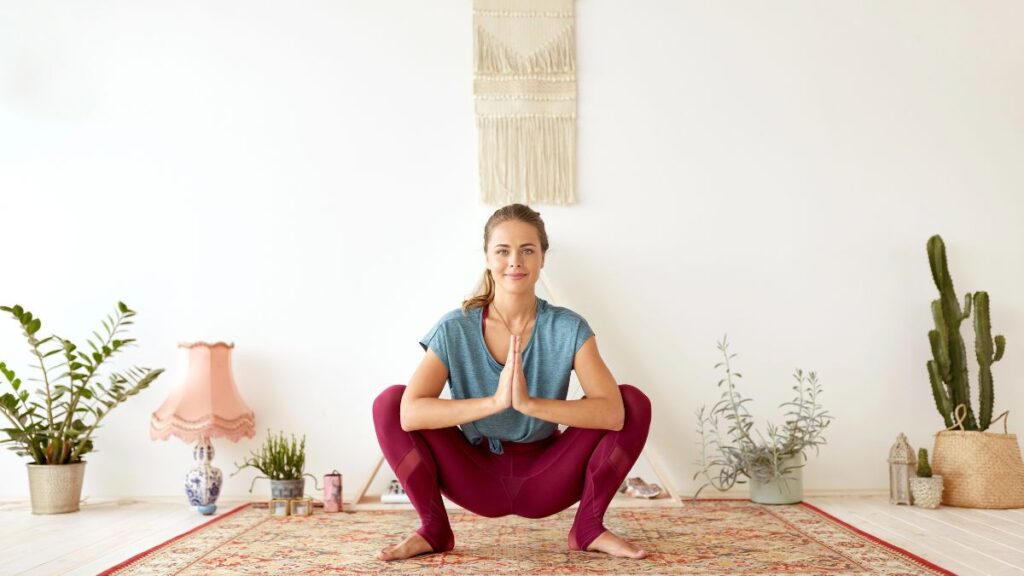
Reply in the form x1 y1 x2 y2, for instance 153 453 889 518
373 204 651 561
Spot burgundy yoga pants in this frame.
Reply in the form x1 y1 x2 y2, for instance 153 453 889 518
372 385 652 552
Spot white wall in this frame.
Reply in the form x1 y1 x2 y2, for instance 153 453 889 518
2 1 1022 501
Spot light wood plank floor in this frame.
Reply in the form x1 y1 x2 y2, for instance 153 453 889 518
2 495 1022 575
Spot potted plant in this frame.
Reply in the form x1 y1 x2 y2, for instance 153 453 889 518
234 429 316 498
910 448 943 509
694 336 833 504
0 302 163 514
925 235 1024 509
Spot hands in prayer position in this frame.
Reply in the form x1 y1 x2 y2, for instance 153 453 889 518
493 334 531 412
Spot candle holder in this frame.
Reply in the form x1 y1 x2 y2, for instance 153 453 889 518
290 496 314 516
270 498 290 516
888 432 916 505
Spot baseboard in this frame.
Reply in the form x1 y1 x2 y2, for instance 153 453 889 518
689 488 888 500
0 489 889 508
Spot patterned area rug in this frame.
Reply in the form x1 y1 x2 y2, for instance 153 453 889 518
100 500 953 575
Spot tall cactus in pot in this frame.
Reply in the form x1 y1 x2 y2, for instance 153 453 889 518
925 235 1005 431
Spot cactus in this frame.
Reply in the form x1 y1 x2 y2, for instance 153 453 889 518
925 235 1006 431
917 448 933 478
926 235 975 430
973 292 1005 431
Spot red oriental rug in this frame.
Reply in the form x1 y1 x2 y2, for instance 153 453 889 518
100 500 953 575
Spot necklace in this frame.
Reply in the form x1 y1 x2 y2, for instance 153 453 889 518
491 298 537 338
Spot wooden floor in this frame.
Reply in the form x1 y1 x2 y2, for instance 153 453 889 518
2 495 1022 575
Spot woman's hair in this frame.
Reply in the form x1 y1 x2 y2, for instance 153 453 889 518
462 203 550 312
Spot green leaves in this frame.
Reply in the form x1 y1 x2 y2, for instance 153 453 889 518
693 337 832 497
0 301 163 464
234 430 307 481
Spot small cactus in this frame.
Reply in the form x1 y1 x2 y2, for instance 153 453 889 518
917 448 933 478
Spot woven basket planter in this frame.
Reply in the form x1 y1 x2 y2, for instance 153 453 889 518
27 462 86 514
931 410 1024 509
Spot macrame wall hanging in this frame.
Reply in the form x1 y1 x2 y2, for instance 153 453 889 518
474 0 577 205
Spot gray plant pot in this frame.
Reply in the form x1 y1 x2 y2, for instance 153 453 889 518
27 462 86 514
270 478 305 499
749 455 804 505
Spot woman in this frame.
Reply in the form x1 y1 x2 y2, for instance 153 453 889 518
372 204 651 561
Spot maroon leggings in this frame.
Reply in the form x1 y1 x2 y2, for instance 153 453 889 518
372 384 651 552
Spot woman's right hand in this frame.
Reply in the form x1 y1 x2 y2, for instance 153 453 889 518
493 334 517 411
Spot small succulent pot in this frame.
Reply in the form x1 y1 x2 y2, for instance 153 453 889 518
910 476 943 509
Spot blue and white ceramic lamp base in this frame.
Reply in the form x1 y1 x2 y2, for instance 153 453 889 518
185 437 222 515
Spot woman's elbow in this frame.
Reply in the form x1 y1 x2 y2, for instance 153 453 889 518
399 401 419 432
608 403 626 431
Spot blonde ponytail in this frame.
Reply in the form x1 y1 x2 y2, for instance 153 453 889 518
462 269 496 312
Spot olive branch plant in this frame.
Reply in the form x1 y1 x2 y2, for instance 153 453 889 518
693 336 832 498
0 302 163 465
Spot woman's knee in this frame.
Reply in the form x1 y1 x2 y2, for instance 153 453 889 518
618 384 651 425
372 384 406 425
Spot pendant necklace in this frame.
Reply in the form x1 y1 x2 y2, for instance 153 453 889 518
491 297 537 340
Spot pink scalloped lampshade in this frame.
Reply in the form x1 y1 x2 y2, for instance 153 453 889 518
150 342 255 443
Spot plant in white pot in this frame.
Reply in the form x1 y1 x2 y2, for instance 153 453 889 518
694 336 833 504
910 448 943 509
0 302 163 514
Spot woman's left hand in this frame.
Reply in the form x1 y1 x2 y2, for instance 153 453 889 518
511 335 533 412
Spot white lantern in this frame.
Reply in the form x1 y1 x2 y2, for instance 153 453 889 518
888 433 917 505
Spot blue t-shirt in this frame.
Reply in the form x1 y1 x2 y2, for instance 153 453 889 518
419 298 594 454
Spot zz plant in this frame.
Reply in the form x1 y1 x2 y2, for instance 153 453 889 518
0 302 163 465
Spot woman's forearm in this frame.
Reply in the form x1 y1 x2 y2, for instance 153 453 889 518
400 395 503 432
519 396 624 431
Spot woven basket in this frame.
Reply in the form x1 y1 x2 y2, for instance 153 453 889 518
931 407 1024 509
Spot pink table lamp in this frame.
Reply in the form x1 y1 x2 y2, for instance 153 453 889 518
150 342 254 514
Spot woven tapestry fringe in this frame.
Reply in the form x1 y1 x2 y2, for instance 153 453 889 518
478 115 575 205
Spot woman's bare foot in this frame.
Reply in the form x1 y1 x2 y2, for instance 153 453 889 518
586 530 648 559
376 532 434 561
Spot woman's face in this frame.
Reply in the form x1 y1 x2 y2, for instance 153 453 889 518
485 219 545 296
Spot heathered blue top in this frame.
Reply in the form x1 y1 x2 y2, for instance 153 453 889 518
419 298 594 454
